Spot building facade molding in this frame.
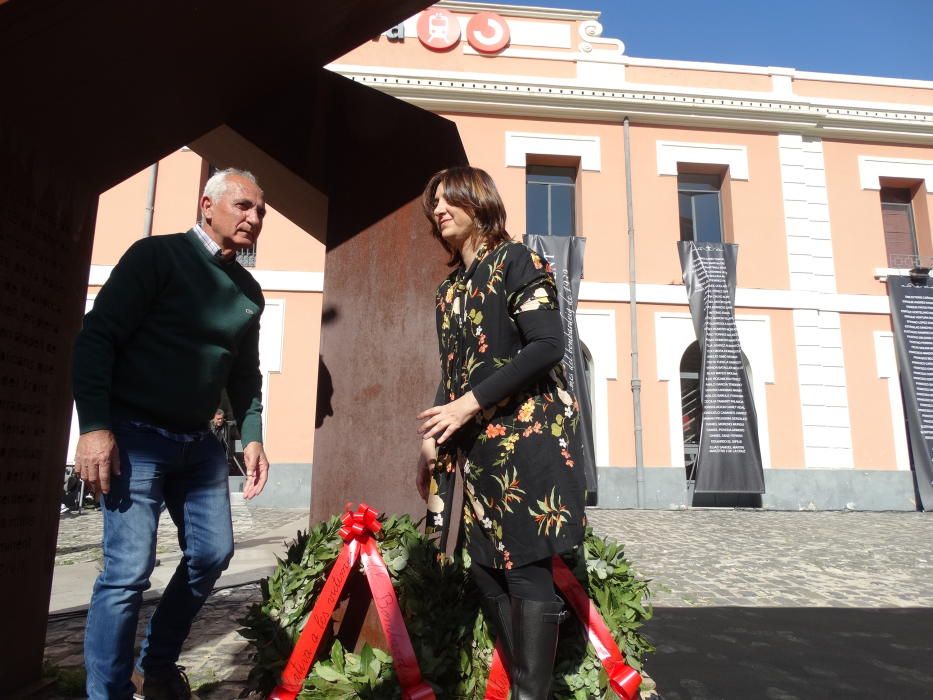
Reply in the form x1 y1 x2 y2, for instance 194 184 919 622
656 140 749 179
623 56 933 91
505 131 601 170
578 19 624 56
331 66 933 144
579 281 891 315
858 155 933 190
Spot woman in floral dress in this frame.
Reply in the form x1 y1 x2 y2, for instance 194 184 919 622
416 166 586 698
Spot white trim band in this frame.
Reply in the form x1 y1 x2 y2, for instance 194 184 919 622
88 265 324 293
579 281 891 314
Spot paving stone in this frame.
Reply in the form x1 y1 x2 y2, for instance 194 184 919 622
586 509 933 608
41 507 933 698
52 504 306 567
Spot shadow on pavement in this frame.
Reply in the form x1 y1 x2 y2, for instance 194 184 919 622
645 607 933 699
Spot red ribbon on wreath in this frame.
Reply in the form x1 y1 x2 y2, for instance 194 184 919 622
482 556 642 700
268 503 435 700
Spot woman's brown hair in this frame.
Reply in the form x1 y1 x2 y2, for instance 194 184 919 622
422 166 511 267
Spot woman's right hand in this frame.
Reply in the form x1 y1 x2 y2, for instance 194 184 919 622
416 438 437 502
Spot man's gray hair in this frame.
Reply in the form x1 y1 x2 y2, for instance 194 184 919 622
199 168 261 225
201 167 260 204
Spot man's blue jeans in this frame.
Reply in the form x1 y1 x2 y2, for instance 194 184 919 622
84 422 234 699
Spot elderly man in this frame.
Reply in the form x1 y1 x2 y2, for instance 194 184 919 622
73 168 270 699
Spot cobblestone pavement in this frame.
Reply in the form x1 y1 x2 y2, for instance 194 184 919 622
40 508 933 698
43 584 265 699
43 504 309 699
54 502 307 567
585 508 933 608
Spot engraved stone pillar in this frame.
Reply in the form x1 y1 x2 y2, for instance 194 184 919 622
0 151 98 692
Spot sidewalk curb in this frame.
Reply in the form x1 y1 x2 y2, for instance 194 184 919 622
49 514 308 616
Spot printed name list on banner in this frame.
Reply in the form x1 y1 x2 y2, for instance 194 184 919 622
678 242 765 494
887 275 933 511
525 234 598 503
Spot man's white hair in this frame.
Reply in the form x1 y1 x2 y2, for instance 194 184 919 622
200 168 261 222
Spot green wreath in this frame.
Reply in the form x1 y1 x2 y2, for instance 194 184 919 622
239 514 654 699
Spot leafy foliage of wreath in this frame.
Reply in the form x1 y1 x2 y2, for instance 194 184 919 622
239 514 653 699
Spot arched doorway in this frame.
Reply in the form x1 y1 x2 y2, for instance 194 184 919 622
680 340 759 506
680 341 702 483
581 341 596 416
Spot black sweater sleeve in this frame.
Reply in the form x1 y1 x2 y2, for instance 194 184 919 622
471 308 564 409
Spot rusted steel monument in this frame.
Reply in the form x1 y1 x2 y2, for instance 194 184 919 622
0 0 464 692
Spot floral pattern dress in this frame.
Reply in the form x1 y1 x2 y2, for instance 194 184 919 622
426 240 587 569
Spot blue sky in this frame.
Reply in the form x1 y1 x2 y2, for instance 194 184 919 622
499 0 933 81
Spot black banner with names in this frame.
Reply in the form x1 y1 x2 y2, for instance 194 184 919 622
678 241 765 494
525 235 598 501
887 275 933 511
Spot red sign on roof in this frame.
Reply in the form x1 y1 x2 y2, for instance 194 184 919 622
417 9 511 54
466 12 510 54
417 8 460 51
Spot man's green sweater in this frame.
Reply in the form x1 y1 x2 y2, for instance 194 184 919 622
73 229 265 444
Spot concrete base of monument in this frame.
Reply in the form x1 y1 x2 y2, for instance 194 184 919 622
229 462 312 508
595 466 918 511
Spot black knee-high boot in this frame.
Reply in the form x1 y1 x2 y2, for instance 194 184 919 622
480 593 515 670
510 596 565 699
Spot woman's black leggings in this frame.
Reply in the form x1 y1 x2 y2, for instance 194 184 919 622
470 556 554 602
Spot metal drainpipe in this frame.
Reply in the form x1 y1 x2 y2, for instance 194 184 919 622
624 117 646 507
143 162 159 237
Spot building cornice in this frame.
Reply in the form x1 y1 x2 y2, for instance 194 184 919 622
621 56 933 91
436 1 599 22
331 65 933 144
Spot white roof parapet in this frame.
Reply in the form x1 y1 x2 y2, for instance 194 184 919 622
623 55 933 90
578 19 623 56
404 4 933 90
437 1 600 22
357 3 933 138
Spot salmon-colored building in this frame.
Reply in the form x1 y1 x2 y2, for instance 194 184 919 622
74 1 933 510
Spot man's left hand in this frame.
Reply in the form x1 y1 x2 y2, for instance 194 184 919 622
242 441 269 500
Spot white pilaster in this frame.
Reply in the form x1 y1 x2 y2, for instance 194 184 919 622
779 133 854 468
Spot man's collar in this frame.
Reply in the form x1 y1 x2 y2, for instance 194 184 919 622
192 223 222 256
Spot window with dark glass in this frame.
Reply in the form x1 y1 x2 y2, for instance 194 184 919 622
881 187 918 268
526 165 576 236
678 173 723 243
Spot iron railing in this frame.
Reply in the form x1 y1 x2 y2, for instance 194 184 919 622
886 253 933 270
236 245 257 267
